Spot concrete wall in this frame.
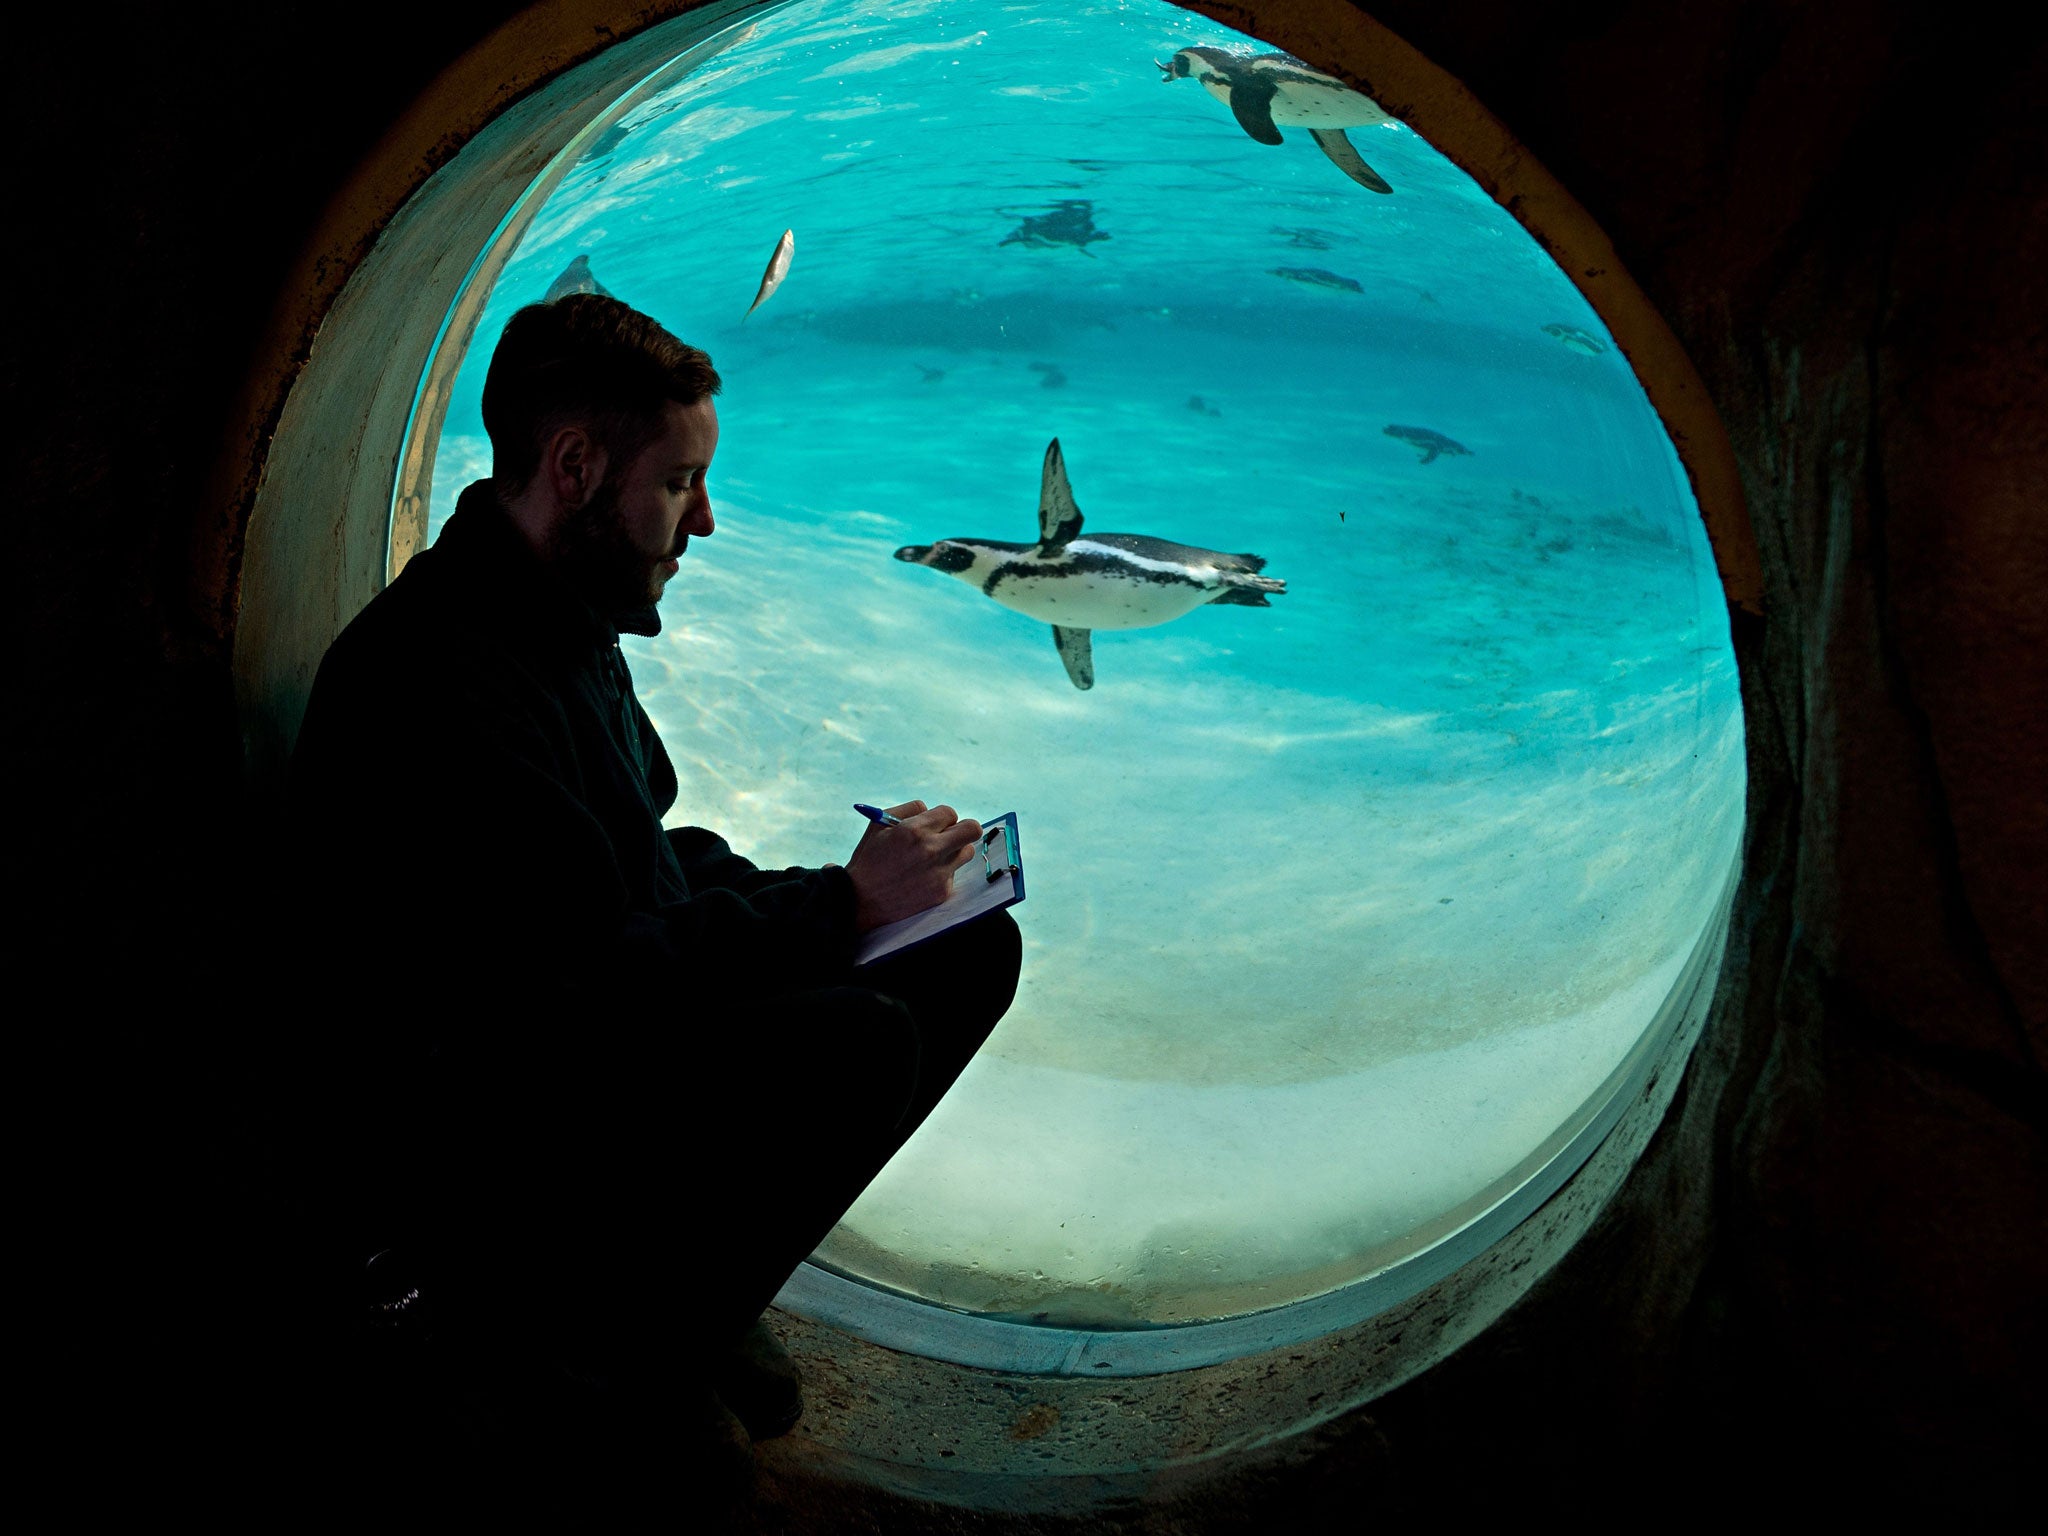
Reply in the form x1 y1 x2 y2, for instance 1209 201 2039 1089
20 0 2040 1517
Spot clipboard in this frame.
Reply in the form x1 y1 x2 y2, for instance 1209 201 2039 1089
853 812 1025 967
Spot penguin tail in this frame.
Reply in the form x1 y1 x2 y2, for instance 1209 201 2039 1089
1214 572 1286 605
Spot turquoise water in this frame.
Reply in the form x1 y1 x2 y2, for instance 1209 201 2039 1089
419 0 1743 1326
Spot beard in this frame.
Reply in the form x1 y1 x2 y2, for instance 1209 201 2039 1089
547 477 666 618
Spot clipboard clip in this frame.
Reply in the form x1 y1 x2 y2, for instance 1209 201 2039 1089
978 822 1017 882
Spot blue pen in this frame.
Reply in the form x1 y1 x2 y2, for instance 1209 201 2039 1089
853 802 903 827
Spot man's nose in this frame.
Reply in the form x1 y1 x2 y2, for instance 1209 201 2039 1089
687 490 715 537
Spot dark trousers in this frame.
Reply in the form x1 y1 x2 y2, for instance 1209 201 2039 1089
690 907 1022 1349
360 908 1023 1374
268 909 1021 1499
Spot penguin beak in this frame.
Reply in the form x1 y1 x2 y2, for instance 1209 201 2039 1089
1155 58 1174 80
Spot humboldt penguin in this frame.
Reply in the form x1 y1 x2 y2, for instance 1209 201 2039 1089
999 199 1111 255
1384 424 1472 464
1159 46 1394 193
894 439 1286 690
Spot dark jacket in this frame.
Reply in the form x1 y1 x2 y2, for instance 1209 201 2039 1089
290 480 859 1037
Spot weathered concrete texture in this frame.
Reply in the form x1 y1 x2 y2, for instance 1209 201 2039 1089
17 0 2044 1520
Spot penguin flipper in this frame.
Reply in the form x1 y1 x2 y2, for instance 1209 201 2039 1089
1052 626 1095 690
1228 78 1285 145
1309 129 1393 193
1419 447 1441 464
1038 438 1085 549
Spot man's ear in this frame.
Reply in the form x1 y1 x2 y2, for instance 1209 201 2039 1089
543 424 609 509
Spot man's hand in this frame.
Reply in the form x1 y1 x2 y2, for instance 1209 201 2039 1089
844 801 982 933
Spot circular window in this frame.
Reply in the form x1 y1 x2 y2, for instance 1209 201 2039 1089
397 0 1743 1366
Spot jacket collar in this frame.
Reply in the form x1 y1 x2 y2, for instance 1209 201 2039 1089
434 480 663 655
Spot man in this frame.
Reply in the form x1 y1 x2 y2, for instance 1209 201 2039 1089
289 294 1021 1475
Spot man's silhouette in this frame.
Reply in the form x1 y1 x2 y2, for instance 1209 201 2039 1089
289 294 1020 1477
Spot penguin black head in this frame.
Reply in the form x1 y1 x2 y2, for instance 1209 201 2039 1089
896 542 975 574
1159 47 1231 81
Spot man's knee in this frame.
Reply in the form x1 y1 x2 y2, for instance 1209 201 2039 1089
930 909 1023 1035
779 986 922 1133
973 909 1023 1010
859 908 1022 1028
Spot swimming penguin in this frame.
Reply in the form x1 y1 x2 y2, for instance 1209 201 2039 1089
544 254 611 303
894 439 1286 690
1159 46 1394 193
1384 424 1472 464
999 199 1111 255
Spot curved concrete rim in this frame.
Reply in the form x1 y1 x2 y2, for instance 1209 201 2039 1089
218 0 1756 1501
777 859 1735 1376
758 864 1732 1504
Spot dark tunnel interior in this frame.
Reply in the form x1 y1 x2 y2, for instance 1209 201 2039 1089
15 0 2043 1522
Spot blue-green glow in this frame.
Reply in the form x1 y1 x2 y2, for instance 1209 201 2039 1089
421 0 1743 1326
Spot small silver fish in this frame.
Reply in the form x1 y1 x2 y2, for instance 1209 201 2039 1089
1542 321 1607 356
1269 265 1364 294
544 254 611 303
745 229 795 319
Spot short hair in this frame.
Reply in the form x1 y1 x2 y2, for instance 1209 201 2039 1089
481 294 722 490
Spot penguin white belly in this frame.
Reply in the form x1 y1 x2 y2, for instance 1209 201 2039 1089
1268 85 1389 130
988 563 1213 631
895 437 1286 690
1197 75 1388 131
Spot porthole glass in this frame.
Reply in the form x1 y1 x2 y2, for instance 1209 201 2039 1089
409 0 1743 1331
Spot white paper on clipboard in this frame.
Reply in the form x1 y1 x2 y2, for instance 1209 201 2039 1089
853 812 1024 966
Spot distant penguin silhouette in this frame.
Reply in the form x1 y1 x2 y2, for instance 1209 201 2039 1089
575 121 632 173
1159 46 1394 193
1384 424 1472 464
999 200 1111 255
544 255 611 303
894 439 1286 690
1273 225 1337 250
